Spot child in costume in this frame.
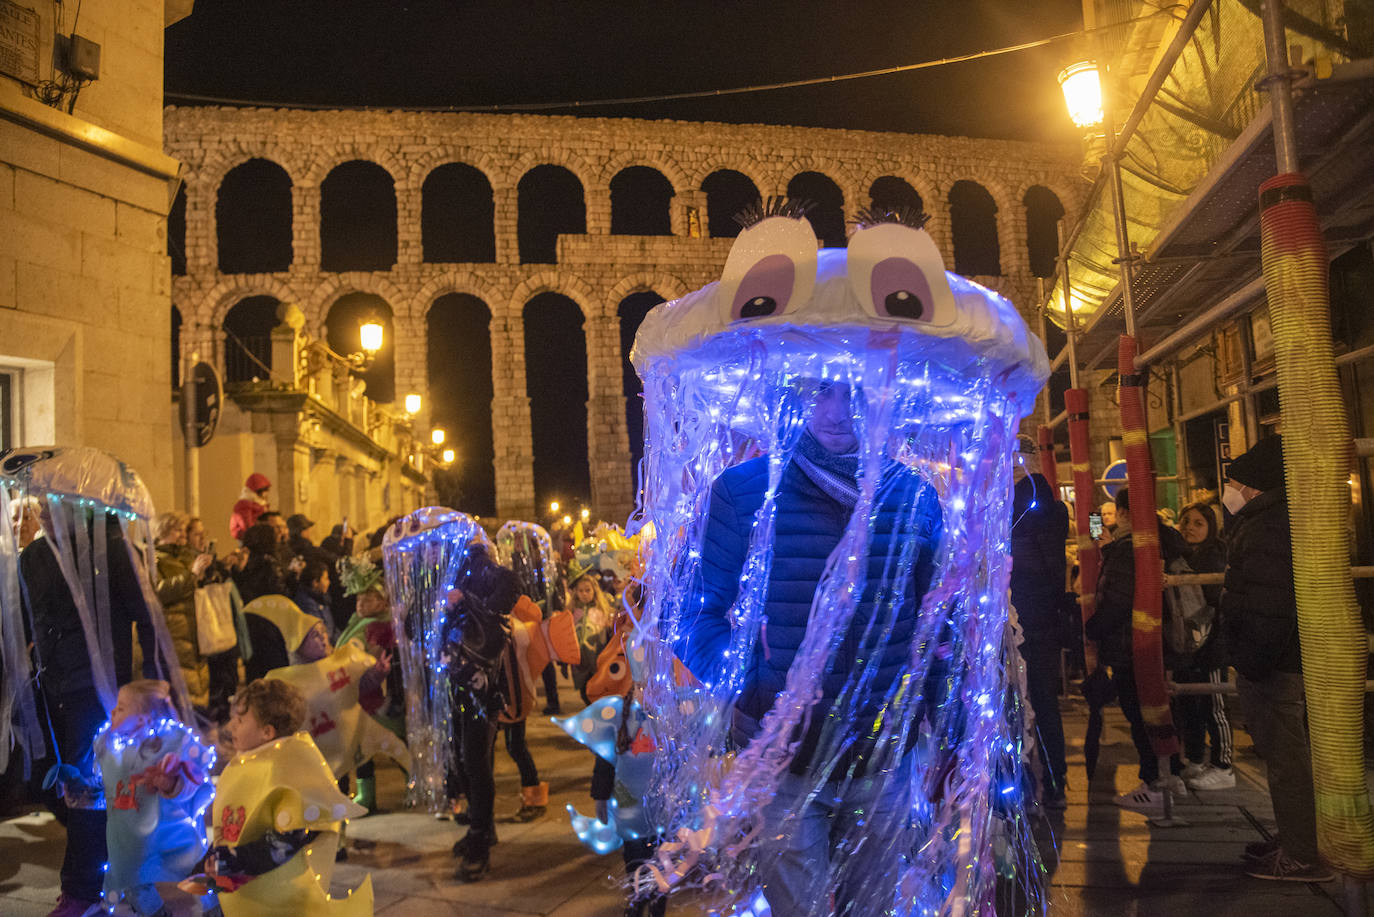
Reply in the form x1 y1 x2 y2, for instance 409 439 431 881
94 679 216 917
565 568 615 701
205 678 372 916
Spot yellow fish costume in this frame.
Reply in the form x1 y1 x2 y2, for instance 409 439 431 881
266 642 412 778
212 731 372 916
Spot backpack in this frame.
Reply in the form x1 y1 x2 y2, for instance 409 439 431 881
1163 555 1214 656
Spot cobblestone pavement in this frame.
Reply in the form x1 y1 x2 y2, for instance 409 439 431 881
0 686 1357 915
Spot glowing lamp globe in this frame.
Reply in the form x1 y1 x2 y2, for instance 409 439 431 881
441 448 455 464
359 321 384 354
580 508 590 520
1058 60 1104 129
430 428 445 446
550 501 560 513
562 514 572 526
404 393 422 414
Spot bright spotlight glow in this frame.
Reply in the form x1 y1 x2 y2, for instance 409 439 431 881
404 393 422 414
550 501 560 513
1058 60 1104 129
359 321 384 354
431 429 446 446
442 448 455 464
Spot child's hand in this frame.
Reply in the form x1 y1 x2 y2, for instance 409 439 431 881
372 649 392 677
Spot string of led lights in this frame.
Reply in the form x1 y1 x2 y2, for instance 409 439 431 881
164 10 1175 113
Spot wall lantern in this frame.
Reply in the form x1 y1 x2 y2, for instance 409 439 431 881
1057 60 1104 129
431 428 446 446
359 320 385 355
404 393 422 414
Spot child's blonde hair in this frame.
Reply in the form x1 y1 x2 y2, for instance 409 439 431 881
233 678 306 739
119 679 176 720
570 572 615 631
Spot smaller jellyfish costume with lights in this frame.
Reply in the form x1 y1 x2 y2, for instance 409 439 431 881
495 520 560 611
629 203 1050 915
380 507 489 812
94 710 216 911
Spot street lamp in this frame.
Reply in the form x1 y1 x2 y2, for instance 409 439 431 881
580 508 590 521
404 393 422 415
1057 60 1104 129
550 501 560 513
359 320 384 355
442 448 456 464
562 515 572 526
431 428 446 446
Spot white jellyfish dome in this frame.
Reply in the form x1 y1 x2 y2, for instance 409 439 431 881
628 204 1049 915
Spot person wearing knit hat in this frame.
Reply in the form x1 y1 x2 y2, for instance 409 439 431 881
230 473 273 542
1220 434 1332 881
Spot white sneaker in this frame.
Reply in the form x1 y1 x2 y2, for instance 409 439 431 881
1180 762 1206 780
1113 782 1165 810
1186 766 1236 790
1150 774 1186 794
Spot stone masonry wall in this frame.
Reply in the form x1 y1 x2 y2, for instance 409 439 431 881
165 106 1088 523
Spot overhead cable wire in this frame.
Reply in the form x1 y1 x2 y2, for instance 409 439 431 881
165 12 1172 113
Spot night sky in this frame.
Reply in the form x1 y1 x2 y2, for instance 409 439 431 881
166 0 1086 143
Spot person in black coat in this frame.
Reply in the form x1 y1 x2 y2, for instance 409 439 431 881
1085 487 1185 800
1220 436 1328 880
1009 469 1070 807
679 382 943 915
1172 502 1234 790
21 511 158 914
232 522 287 605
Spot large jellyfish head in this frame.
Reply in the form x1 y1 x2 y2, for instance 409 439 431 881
629 205 1049 915
381 506 486 811
0 446 192 774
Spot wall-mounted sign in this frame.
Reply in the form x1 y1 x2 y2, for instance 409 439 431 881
0 1 40 85
180 361 222 448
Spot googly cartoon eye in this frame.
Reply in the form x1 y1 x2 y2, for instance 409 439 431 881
846 222 956 327
718 216 818 324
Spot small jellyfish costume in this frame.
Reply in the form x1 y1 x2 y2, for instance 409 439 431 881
380 507 486 811
494 520 558 610
0 446 193 777
629 204 1050 915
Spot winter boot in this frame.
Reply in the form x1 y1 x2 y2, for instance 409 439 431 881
352 775 376 814
508 782 548 823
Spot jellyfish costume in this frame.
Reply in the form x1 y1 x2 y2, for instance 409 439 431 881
494 520 558 610
380 507 486 811
0 446 193 779
628 204 1050 915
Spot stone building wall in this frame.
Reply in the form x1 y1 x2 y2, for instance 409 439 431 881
1 0 184 509
165 105 1087 523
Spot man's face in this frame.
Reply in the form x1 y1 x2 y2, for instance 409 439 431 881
227 704 275 753
808 383 859 454
269 516 288 542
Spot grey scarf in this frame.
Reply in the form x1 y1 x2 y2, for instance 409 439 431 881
793 430 860 508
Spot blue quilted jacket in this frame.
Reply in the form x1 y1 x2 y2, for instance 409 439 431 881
678 454 943 773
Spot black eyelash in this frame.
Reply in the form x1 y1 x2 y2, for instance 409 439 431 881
851 204 932 232
732 196 816 229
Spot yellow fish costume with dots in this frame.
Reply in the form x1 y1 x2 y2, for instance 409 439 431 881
213 731 372 916
266 641 411 777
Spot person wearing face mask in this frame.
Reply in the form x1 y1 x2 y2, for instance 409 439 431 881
1219 436 1332 882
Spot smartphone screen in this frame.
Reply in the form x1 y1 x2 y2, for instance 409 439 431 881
1089 512 1104 540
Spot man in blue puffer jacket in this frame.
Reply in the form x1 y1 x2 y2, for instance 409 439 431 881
677 382 943 912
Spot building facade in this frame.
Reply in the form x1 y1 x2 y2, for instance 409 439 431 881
2 0 191 510
165 105 1086 525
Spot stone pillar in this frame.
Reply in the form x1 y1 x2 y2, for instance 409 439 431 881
489 316 535 520
273 427 312 515
391 312 427 405
292 181 321 272
925 183 955 269
676 188 707 238
585 180 611 238
584 313 635 522
396 182 423 266
493 181 520 266
184 178 216 276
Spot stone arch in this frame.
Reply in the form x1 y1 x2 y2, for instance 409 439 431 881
427 292 497 515
522 291 591 510
305 273 409 331
948 179 1002 276
207 277 300 330
787 169 847 248
616 289 666 496
407 148 504 194
686 154 769 194
421 162 496 263
217 158 294 274
197 145 303 201
515 165 586 264
700 169 763 239
609 166 676 236
505 270 597 321
414 273 502 321
503 150 598 199
325 292 396 403
857 164 938 216
320 160 398 272
302 145 405 188
597 149 689 196
605 272 690 313
1022 184 1067 278
222 294 282 384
